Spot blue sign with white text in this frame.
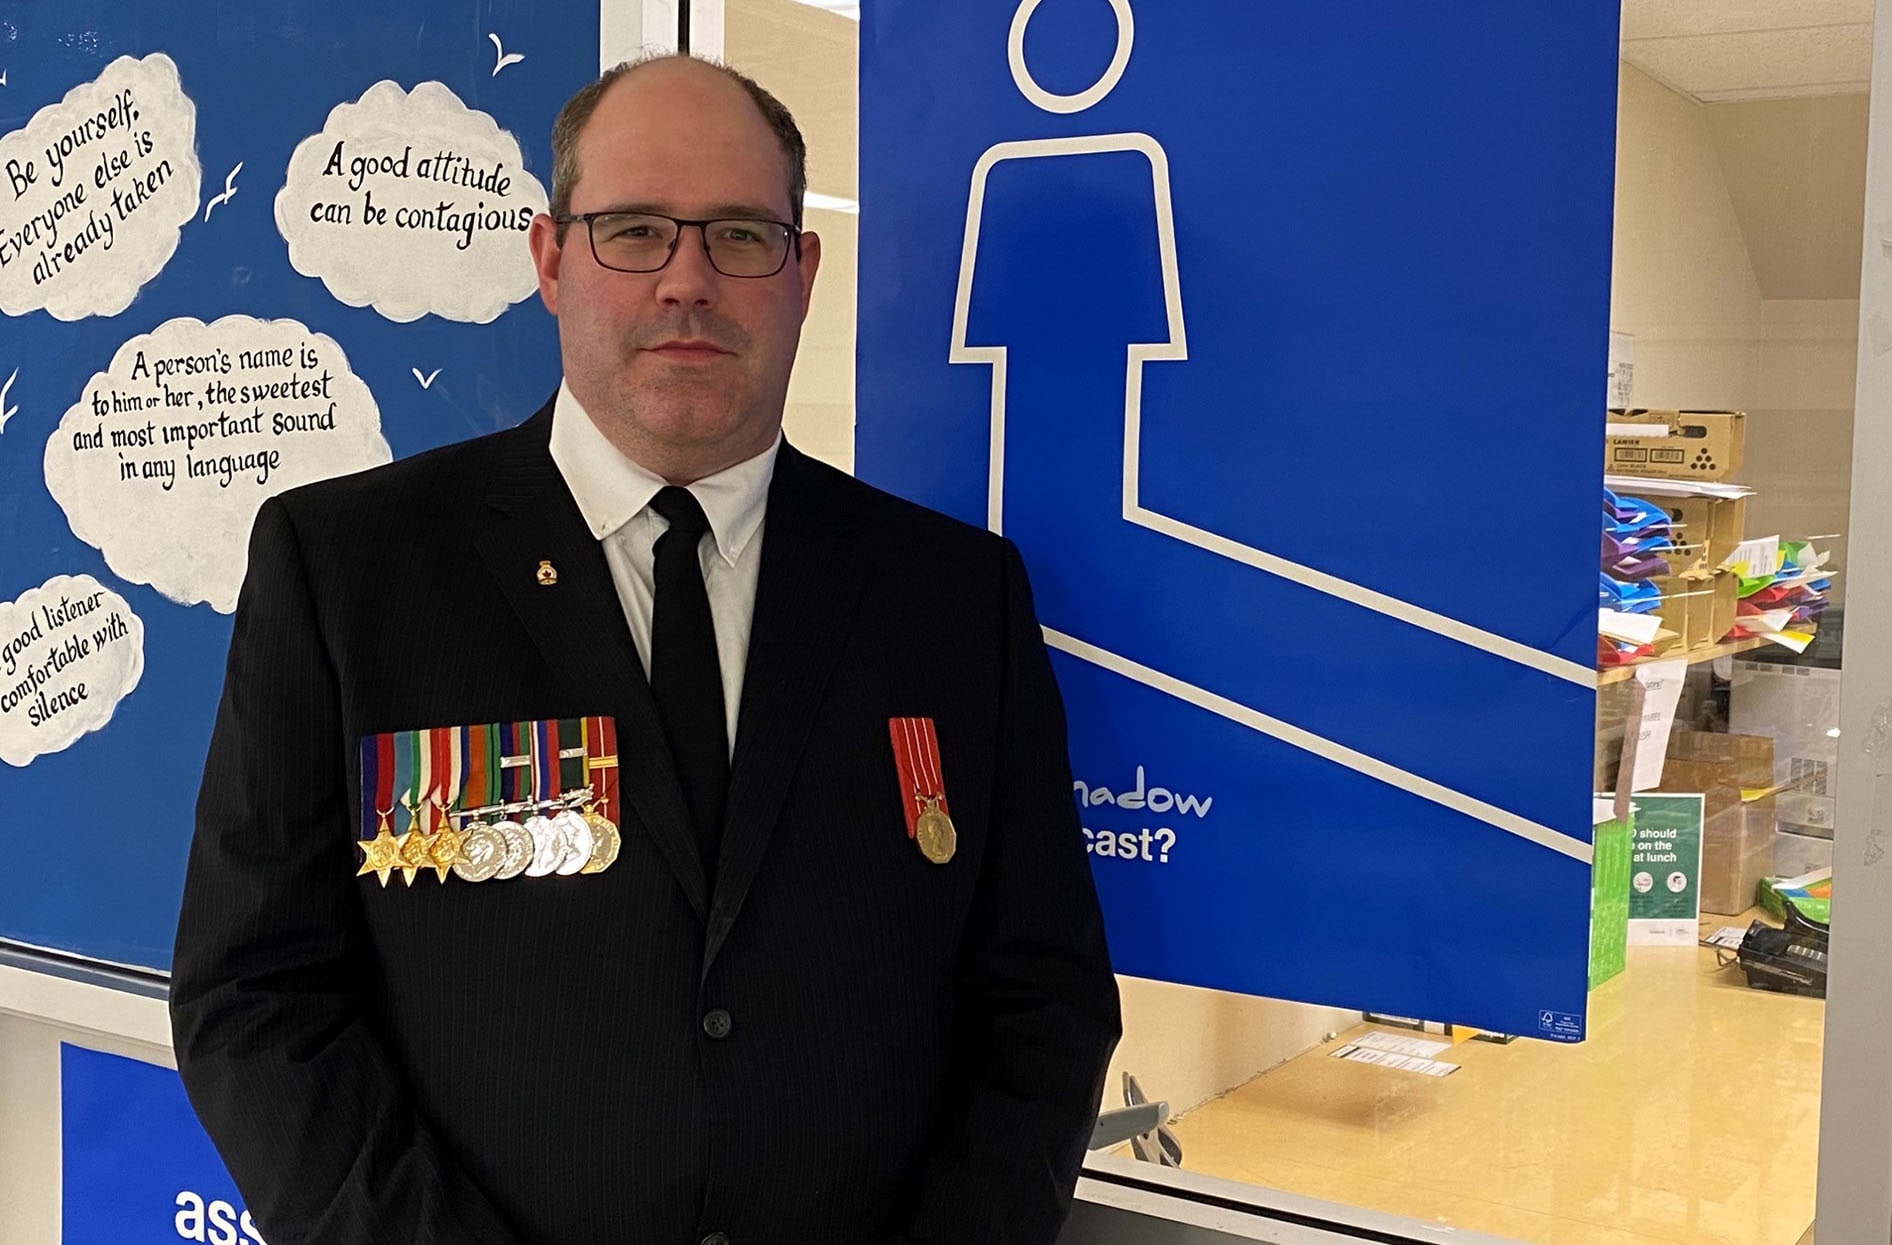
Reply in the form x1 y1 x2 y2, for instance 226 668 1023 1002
858 1 1618 1038
61 1044 258 1245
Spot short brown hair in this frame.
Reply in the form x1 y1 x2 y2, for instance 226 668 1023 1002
548 55 809 240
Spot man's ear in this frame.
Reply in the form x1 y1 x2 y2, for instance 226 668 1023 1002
528 213 566 315
795 230 822 320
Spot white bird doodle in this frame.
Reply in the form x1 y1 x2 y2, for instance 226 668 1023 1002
203 163 243 222
489 33 524 76
413 368 442 389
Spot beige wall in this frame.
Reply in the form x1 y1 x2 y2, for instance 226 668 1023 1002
1611 64 1860 587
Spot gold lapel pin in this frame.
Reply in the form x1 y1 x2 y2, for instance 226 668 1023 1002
536 560 558 587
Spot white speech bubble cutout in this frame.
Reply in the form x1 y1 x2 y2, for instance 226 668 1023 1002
0 53 202 321
275 80 547 324
0 574 146 767
42 315 393 613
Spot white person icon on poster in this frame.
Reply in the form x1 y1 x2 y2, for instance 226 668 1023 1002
950 0 1593 865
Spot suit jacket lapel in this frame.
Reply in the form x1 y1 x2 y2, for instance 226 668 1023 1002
471 404 709 920
704 445 868 978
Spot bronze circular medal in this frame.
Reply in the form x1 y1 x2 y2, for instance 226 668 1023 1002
580 812 621 874
915 807 957 865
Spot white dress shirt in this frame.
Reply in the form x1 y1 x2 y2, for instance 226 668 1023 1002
547 381 779 757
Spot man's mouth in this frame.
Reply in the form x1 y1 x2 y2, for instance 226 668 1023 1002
646 339 731 360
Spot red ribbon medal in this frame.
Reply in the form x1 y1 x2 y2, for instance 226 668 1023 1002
889 717 956 865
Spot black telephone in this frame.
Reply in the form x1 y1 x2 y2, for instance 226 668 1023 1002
1736 906 1830 999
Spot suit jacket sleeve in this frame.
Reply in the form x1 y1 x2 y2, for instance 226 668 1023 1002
169 497 525 1245
892 539 1124 1244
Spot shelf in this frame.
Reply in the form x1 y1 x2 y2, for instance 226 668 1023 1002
1597 635 1771 686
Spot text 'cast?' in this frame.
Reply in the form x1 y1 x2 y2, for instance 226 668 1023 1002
1076 766 1213 864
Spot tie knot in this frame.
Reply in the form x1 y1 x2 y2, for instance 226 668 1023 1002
652 485 711 540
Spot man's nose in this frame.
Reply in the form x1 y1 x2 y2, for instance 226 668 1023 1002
655 224 719 306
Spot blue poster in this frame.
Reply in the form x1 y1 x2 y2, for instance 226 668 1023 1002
61 1044 257 1244
857 1 1617 1038
0 2 597 969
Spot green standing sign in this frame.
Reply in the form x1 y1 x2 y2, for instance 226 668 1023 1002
1628 794 1705 946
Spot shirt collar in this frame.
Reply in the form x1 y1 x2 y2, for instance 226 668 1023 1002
548 380 779 566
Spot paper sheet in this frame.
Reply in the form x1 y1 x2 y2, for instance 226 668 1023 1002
1605 474 1755 501
1757 629 1815 654
1631 658 1690 792
1727 535 1782 579
1331 1045 1460 1077
1600 608 1662 646
1354 1030 1452 1058
1736 609 1795 634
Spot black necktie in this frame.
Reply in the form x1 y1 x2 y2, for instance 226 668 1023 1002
649 486 729 876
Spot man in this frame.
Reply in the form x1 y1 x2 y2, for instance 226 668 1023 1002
171 54 1121 1245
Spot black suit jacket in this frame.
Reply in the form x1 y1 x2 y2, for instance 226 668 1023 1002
169 403 1122 1245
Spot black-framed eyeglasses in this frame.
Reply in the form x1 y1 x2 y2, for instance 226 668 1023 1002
555 211 801 278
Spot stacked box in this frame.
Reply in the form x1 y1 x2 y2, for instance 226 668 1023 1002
1606 410 1746 481
1659 731 1776 915
1661 494 1747 577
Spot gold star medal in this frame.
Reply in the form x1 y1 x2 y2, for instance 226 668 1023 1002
393 804 433 887
357 734 404 886
427 803 465 884
356 812 403 888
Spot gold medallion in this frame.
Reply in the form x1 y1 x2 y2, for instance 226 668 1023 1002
915 799 956 865
393 807 434 887
536 559 558 587
356 813 403 888
580 810 621 874
428 816 465 884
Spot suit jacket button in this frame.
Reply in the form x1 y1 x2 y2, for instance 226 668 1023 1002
702 1233 732 1245
702 1008 733 1040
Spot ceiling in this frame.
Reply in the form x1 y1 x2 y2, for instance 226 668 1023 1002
1620 0 1873 101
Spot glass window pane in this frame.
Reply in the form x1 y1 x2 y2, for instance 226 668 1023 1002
729 4 1860 1241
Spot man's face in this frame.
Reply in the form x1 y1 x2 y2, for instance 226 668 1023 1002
529 61 820 471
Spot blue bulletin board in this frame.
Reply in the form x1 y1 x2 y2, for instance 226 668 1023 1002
0 2 597 971
857 1 1618 1039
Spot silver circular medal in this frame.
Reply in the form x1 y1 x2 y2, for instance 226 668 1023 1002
553 810 595 876
492 818 533 880
524 813 566 877
451 823 507 883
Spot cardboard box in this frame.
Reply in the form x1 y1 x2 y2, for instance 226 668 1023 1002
1668 730 1774 785
1648 576 1690 655
1660 731 1776 915
1658 571 1738 652
1660 494 1747 576
1607 410 1746 481
1731 661 1841 839
1706 571 1739 647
